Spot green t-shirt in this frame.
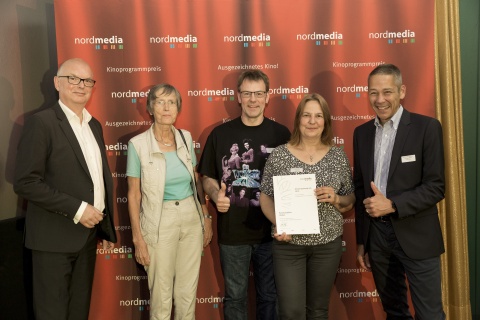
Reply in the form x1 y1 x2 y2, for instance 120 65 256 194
126 141 197 200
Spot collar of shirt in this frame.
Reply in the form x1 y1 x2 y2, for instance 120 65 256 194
374 105 404 130
58 100 92 125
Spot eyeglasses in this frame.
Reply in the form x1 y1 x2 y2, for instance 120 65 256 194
240 91 267 99
57 76 96 87
155 100 177 107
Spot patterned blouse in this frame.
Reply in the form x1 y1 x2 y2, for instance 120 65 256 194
260 144 354 246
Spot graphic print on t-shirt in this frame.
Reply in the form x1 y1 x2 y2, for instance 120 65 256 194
221 138 266 205
198 117 291 243
220 136 270 232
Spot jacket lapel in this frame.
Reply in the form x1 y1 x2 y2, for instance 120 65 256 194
89 120 108 169
388 109 412 182
364 121 376 183
54 104 91 179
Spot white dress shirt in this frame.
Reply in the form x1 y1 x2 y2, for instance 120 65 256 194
374 106 404 195
59 100 105 223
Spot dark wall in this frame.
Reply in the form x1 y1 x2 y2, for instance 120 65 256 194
0 0 57 221
460 0 480 318
0 1 56 318
0 218 34 319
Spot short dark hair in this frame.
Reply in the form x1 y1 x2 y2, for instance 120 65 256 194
237 70 270 92
368 64 403 90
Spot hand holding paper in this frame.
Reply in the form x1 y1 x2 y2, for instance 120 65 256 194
273 174 320 235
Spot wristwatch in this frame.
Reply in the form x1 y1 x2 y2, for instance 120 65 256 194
204 214 213 219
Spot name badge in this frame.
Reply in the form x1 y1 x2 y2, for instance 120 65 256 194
290 168 304 173
401 155 416 163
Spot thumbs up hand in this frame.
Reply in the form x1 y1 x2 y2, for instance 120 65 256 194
216 182 231 213
218 182 227 197
362 181 396 217
370 181 382 196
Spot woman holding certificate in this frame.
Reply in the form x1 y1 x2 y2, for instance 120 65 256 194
260 93 355 320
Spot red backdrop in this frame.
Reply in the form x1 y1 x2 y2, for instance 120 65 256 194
53 1 434 318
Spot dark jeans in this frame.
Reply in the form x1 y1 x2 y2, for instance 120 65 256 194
369 219 445 320
273 237 342 320
219 242 277 320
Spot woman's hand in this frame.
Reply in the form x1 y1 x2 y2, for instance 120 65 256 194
203 216 213 247
315 186 355 213
315 186 338 206
133 237 151 266
273 225 292 242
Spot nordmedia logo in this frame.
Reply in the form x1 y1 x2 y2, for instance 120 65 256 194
339 289 381 303
224 32 271 48
187 87 236 102
111 88 150 104
149 34 198 49
120 298 150 312
106 143 128 157
270 85 309 101
369 29 416 44
74 35 124 50
97 245 134 260
196 296 224 309
296 31 344 46
333 136 345 147
336 83 368 98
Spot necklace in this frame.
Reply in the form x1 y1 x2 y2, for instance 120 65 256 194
303 144 330 163
154 134 173 147
302 144 320 163
306 151 316 162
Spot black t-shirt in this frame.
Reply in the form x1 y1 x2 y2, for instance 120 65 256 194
198 117 291 245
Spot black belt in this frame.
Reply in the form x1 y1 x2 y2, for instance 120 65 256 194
372 215 391 223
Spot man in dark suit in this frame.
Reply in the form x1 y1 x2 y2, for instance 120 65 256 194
353 64 445 319
14 58 117 320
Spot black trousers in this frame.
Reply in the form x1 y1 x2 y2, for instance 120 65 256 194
31 228 97 320
368 219 445 320
273 237 342 320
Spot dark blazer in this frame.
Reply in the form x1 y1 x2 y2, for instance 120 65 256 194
14 103 117 252
353 109 445 260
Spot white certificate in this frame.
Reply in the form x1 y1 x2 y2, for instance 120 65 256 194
273 174 320 235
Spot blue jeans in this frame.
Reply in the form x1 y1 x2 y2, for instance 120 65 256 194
219 242 277 320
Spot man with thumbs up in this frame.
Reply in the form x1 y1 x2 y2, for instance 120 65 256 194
353 64 446 319
198 70 290 320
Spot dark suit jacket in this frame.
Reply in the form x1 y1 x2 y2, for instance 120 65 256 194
353 109 445 260
14 103 117 252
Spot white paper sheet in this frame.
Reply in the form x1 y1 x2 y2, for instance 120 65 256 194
273 174 320 235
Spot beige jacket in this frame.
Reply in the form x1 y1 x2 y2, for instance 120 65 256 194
129 125 204 245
